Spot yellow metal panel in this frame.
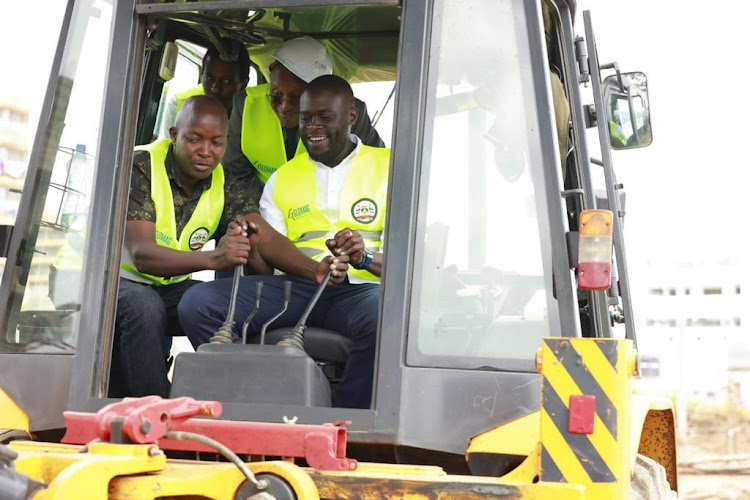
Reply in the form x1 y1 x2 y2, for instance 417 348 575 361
498 442 541 483
16 443 166 499
12 440 320 500
0 387 29 433
109 460 319 499
540 409 590 486
467 411 540 456
540 344 620 481
8 441 79 454
355 462 447 477
538 338 635 500
572 339 619 404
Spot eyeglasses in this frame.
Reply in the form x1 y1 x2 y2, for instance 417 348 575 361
267 93 301 105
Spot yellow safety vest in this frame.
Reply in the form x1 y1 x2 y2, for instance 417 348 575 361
272 145 390 283
241 83 306 184
120 138 225 286
609 121 628 146
174 84 205 116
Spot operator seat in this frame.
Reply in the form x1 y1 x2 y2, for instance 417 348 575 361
248 327 352 365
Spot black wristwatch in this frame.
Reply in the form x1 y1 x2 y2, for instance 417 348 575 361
353 250 374 270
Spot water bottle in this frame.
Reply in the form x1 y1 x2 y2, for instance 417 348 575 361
60 144 89 231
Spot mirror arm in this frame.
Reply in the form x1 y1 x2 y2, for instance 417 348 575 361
600 62 625 92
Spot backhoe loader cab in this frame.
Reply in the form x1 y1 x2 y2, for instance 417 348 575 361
1 1 675 498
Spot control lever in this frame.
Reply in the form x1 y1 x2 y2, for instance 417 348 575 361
209 264 243 344
260 280 292 345
277 268 332 351
241 281 264 344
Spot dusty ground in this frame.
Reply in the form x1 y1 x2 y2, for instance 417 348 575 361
678 409 750 499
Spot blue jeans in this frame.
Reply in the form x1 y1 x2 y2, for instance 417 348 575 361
109 278 199 398
178 275 380 409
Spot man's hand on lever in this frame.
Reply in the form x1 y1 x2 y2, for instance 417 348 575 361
229 215 261 247
327 228 364 266
319 254 349 286
210 222 252 270
231 214 349 282
230 215 272 275
326 228 382 278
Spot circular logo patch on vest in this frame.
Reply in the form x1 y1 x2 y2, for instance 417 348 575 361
351 198 378 224
189 227 209 251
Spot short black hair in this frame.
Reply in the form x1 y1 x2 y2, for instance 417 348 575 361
304 75 354 107
202 41 251 84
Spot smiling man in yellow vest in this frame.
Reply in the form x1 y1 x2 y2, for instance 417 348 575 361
114 95 349 398
221 36 384 205
179 76 387 409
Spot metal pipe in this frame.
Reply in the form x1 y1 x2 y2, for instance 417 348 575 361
241 281 263 344
164 431 267 490
209 265 243 344
277 269 331 351
259 280 291 345
298 269 331 327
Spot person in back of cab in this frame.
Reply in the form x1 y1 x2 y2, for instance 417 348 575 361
179 76 388 409
114 95 349 398
222 36 384 205
157 42 251 139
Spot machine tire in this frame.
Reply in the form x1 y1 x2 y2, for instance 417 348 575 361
630 454 677 500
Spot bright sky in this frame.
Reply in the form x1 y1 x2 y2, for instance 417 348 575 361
1 0 746 270
577 0 747 267
0 1 66 118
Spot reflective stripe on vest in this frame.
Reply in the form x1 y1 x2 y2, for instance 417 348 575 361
120 138 225 286
175 84 205 116
273 145 390 282
240 83 306 184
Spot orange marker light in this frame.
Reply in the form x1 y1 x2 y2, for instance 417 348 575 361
578 209 613 290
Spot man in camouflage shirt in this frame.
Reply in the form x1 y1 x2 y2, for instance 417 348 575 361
112 95 349 398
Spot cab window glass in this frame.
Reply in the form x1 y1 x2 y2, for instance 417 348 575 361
351 81 395 148
407 0 556 370
153 41 204 140
0 0 114 354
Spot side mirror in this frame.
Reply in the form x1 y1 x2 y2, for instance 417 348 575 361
158 41 179 81
603 71 653 150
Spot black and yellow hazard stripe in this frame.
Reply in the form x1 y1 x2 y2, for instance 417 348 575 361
538 337 634 499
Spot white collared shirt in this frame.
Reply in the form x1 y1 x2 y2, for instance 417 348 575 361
260 135 382 284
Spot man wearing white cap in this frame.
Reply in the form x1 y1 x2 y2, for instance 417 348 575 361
222 36 384 204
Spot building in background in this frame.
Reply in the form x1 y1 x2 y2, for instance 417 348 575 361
635 257 744 414
0 99 28 225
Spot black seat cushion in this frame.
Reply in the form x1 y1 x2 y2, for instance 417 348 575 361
248 327 352 364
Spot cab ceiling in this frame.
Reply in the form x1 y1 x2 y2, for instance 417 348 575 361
150 4 403 82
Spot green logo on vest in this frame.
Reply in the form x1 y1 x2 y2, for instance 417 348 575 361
155 230 172 246
189 227 210 251
351 198 378 224
252 160 277 174
288 204 311 221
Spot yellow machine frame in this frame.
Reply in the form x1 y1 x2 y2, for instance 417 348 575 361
6 338 676 499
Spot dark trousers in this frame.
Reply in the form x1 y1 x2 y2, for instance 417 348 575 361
178 275 380 409
109 277 199 398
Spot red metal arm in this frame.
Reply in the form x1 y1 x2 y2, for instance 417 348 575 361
63 396 357 471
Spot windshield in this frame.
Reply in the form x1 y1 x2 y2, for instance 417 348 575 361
406 0 560 371
0 0 113 354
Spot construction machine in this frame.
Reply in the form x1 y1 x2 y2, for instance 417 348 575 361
0 0 677 498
